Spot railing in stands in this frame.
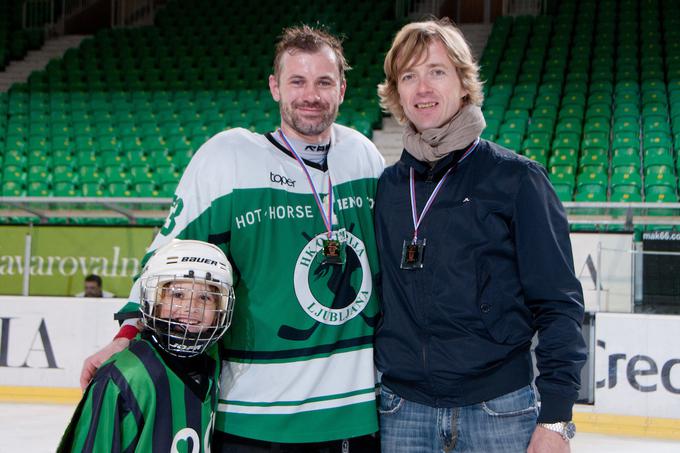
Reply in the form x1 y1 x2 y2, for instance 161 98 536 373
22 0 54 29
111 0 155 28
0 198 679 227
503 0 545 16
0 197 171 223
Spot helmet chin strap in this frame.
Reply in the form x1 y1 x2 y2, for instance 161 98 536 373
148 317 218 358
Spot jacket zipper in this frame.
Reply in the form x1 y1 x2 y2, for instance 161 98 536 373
426 168 435 182
420 168 435 389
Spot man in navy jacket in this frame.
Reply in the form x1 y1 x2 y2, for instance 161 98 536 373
374 19 586 453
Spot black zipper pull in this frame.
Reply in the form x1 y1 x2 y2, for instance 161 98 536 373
426 168 435 182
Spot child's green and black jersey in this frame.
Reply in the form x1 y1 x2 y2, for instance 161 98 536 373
118 125 385 442
59 335 220 452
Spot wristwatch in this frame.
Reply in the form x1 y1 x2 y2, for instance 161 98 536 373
538 421 576 441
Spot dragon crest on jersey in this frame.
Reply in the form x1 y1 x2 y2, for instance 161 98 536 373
293 228 372 326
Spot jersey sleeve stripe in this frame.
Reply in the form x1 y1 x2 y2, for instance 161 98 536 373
129 341 173 452
108 364 144 450
184 385 202 443
82 362 116 452
111 396 122 453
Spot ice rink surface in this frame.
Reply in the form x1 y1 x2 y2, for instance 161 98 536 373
3 403 679 452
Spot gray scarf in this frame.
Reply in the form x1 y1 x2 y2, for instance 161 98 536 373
403 104 486 163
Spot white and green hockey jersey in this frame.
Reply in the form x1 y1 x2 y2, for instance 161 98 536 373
123 125 384 443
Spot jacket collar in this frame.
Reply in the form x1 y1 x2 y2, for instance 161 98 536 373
400 140 477 176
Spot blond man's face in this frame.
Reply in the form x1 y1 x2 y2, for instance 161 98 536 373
397 40 468 132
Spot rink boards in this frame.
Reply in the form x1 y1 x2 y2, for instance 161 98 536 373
0 297 679 439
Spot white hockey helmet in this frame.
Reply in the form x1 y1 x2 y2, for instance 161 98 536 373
139 239 235 357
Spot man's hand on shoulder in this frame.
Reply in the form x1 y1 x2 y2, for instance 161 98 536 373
79 337 130 390
527 425 571 453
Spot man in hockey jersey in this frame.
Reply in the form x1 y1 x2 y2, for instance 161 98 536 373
60 239 235 452
80 25 384 452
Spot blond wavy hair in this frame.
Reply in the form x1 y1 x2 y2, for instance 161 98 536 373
378 19 484 124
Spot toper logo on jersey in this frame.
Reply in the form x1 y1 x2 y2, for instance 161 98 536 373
270 172 296 187
292 228 371 326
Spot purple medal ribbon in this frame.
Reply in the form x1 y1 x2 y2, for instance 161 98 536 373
409 138 480 242
277 129 334 238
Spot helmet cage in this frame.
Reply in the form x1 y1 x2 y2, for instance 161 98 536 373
141 273 234 357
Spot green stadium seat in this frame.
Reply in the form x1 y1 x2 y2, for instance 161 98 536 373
643 148 674 167
27 181 49 196
612 133 641 153
611 184 642 202
498 132 522 151
646 185 678 202
101 151 128 169
78 165 102 184
550 145 578 167
645 165 676 189
2 165 26 182
558 104 584 121
612 165 642 188
552 183 573 202
549 164 575 186
613 116 639 134
483 118 501 138
642 102 666 118
499 118 527 136
580 148 608 168
27 165 49 183
583 117 610 134
81 182 103 197
614 103 640 119
642 116 671 135
574 183 607 202
53 181 78 197
532 105 558 121
482 104 505 121
581 132 609 152
643 132 672 151
577 168 608 188
522 146 548 166
612 146 641 168
527 117 554 135
2 181 25 196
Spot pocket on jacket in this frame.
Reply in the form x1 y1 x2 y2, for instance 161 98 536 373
378 384 404 415
476 260 532 345
480 385 538 417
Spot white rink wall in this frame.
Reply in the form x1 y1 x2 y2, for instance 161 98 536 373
0 297 126 402
1 297 679 440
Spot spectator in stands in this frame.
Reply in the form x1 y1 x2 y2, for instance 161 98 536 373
76 274 114 298
78 24 383 452
373 19 586 453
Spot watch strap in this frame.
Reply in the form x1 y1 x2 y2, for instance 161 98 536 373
538 421 576 441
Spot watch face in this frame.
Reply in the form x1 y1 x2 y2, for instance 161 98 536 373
565 421 576 439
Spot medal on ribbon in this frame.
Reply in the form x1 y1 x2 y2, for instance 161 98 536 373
401 139 480 270
278 130 345 265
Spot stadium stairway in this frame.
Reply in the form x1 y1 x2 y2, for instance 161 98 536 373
0 35 88 92
459 23 492 60
373 116 404 165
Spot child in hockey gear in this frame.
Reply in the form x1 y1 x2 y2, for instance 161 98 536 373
58 239 235 452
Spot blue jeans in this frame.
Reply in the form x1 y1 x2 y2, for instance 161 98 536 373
379 384 538 453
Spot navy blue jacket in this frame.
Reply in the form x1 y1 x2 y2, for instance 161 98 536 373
374 139 586 422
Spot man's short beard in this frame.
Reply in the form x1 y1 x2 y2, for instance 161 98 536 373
280 103 337 138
